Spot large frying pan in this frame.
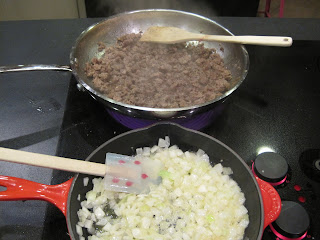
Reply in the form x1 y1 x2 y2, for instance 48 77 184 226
0 123 280 240
0 9 249 119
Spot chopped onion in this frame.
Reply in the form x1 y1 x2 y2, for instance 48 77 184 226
76 224 83 236
151 145 159 153
142 147 151 156
84 219 93 229
164 136 170 145
93 206 105 219
136 147 143 155
158 137 170 148
76 137 249 240
83 177 89 187
96 217 108 226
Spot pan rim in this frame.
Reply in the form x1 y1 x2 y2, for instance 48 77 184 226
69 9 250 115
67 122 263 240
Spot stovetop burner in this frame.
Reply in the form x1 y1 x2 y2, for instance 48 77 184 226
48 42 320 239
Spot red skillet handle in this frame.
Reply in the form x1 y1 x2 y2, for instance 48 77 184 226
0 175 73 216
255 176 281 229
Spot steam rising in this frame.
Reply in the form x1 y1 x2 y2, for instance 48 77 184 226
95 0 217 18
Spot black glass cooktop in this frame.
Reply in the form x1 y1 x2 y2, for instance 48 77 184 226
39 41 320 239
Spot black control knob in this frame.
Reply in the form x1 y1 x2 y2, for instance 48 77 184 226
270 201 309 239
253 152 288 185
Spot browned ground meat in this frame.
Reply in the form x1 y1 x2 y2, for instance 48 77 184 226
85 33 232 108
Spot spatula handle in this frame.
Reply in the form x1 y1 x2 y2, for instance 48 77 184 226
0 147 106 176
201 35 292 47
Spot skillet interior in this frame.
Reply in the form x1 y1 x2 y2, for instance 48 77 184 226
67 123 263 240
70 9 249 119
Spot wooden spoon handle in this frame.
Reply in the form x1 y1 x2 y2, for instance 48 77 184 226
0 147 106 176
200 35 292 47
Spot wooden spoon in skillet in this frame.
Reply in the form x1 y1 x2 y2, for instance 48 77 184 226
140 26 293 47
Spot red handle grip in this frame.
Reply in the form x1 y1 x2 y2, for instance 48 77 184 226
0 175 73 216
256 176 281 229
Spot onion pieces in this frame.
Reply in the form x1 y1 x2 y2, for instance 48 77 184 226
77 137 249 240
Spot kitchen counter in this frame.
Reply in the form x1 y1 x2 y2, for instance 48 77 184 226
0 16 320 239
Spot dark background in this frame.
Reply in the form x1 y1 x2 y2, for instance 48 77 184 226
85 0 260 18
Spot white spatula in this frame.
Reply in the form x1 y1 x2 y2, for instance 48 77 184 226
0 147 163 194
140 26 293 47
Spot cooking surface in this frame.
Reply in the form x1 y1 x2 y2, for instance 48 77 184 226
0 17 320 240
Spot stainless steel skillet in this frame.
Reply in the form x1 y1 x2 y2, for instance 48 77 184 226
0 9 249 119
